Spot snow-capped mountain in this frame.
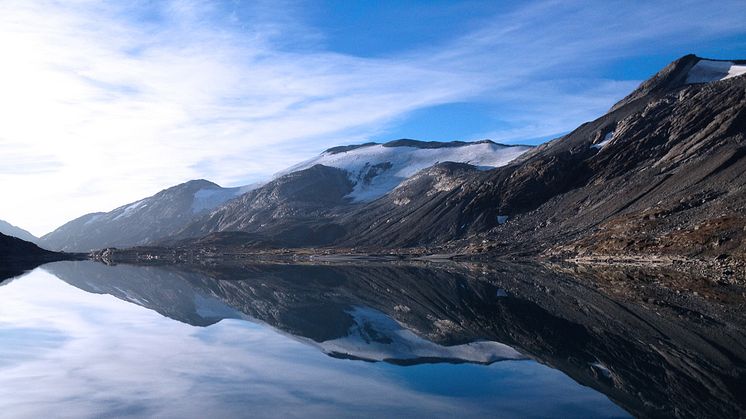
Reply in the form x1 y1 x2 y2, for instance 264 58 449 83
0 219 38 244
50 138 530 251
279 139 531 202
41 180 258 252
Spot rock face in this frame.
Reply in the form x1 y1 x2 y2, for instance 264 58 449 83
40 180 253 252
0 219 38 244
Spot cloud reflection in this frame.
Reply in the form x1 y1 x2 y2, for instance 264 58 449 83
0 268 628 418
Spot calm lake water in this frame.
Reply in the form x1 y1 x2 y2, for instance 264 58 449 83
0 261 743 418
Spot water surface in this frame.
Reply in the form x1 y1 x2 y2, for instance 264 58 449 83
0 260 743 418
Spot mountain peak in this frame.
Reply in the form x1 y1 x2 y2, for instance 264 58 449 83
610 54 746 112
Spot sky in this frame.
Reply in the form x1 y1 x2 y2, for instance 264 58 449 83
0 0 745 236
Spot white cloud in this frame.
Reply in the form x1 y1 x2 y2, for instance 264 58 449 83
0 0 744 235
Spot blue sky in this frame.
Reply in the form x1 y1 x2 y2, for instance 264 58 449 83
0 0 745 234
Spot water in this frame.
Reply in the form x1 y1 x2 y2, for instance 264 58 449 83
0 260 743 418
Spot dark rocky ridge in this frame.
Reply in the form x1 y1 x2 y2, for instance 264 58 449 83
149 54 746 266
324 138 503 154
0 233 79 281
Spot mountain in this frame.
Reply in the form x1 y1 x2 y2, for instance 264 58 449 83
166 54 745 262
0 232 73 281
172 139 531 245
325 55 746 262
44 139 531 252
0 219 38 244
42 54 746 262
40 180 256 252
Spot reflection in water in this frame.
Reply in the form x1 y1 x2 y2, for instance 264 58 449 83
0 261 744 418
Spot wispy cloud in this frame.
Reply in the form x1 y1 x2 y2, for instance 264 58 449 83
0 0 744 234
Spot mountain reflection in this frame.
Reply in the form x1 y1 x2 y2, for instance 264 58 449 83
34 260 746 418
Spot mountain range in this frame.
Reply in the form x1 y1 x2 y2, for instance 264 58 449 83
39 140 531 251
10 54 746 265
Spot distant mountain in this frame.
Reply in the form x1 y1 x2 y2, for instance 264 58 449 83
45 139 531 251
174 164 354 246
40 180 257 252
0 219 38 244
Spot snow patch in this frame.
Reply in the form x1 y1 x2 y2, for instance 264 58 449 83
686 59 746 84
112 200 148 221
393 197 411 206
83 214 103 226
277 142 531 202
194 294 242 319
496 215 509 225
592 131 614 149
313 306 524 363
590 361 613 379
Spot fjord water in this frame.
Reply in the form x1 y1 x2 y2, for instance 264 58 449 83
0 262 743 418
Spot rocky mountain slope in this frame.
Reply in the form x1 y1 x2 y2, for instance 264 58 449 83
172 140 531 246
40 180 255 252
329 55 746 262
0 219 38 244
